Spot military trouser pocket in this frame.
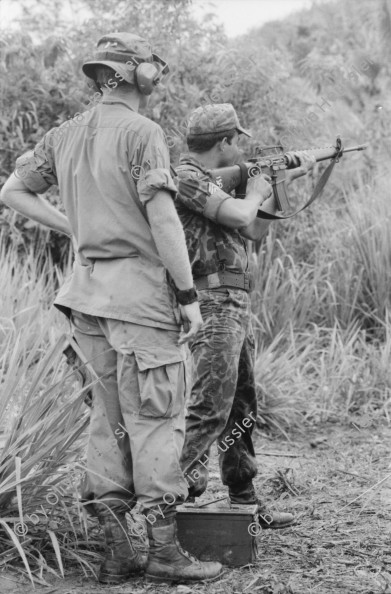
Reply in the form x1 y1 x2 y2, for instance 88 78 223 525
134 348 186 418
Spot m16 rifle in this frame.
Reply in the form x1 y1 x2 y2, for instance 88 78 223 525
209 136 368 219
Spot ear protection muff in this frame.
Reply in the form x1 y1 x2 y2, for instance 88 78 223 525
134 53 170 95
90 52 169 96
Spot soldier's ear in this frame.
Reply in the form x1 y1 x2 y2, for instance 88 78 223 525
219 137 229 152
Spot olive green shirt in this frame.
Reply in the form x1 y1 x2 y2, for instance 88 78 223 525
16 100 180 329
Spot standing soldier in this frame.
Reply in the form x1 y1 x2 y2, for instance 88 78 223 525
0 34 223 585
175 103 315 528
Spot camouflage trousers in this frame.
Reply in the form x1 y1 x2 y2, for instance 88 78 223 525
180 288 258 501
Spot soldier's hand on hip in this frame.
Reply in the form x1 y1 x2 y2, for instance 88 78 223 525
178 302 203 344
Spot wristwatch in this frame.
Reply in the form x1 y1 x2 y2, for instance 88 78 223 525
175 286 198 305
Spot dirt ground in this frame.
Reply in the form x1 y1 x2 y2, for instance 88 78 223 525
1 420 391 594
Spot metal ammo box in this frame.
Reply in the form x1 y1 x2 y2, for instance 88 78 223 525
176 501 259 566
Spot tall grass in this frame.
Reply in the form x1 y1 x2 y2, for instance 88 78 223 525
0 231 98 586
0 225 61 349
0 334 93 586
252 169 391 428
254 320 391 432
253 169 391 334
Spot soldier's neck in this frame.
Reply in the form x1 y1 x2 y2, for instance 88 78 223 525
188 150 220 170
101 87 141 112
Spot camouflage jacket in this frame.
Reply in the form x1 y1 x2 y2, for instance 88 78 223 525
175 155 248 279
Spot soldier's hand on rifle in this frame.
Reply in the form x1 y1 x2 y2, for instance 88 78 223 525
178 302 203 345
246 173 273 205
287 152 316 181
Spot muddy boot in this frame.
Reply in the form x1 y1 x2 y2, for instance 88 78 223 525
96 506 147 584
145 515 223 584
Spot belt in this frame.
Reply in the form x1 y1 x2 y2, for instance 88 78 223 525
194 271 252 292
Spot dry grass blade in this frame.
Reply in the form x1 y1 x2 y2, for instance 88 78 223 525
337 473 391 513
15 456 23 530
275 469 301 496
47 530 65 577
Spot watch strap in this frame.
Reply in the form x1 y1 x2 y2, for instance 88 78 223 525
176 286 198 305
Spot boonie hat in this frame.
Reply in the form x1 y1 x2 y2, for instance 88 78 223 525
82 32 167 83
187 103 252 138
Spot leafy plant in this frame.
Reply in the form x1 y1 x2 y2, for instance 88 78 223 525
0 315 99 584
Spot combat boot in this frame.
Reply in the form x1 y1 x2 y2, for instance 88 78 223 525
255 502 295 529
96 506 147 584
229 483 295 529
145 515 223 584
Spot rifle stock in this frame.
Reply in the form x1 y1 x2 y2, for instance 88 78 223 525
208 137 367 214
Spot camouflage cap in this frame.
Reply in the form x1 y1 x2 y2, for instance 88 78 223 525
187 103 251 137
82 32 167 84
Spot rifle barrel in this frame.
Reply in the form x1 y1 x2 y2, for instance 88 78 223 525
285 143 368 167
343 143 368 153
